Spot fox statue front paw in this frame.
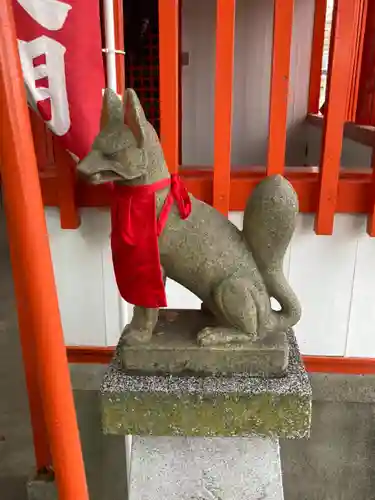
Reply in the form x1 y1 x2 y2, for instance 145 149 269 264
197 326 255 347
121 326 153 346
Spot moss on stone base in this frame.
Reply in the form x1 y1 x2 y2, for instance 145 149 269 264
101 329 312 439
102 392 310 438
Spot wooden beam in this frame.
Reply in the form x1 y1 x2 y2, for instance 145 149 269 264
267 0 294 176
213 0 236 215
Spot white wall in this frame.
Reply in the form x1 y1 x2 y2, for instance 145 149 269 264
46 207 375 359
181 0 315 167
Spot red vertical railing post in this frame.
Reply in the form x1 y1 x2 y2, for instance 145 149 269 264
308 0 328 113
114 0 125 94
321 0 338 115
345 0 367 122
266 0 294 176
315 0 357 235
159 0 180 174
54 139 81 230
367 146 375 236
356 0 375 126
213 0 236 216
0 1 89 498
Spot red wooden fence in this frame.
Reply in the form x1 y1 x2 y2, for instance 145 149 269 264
25 0 375 238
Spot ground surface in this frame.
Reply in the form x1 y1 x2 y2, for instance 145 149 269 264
0 211 33 499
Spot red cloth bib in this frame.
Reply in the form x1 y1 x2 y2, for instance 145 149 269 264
110 174 192 308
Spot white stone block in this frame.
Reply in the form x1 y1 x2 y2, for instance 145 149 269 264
129 436 283 500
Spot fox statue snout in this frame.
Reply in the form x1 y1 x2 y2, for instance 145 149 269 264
77 88 152 185
78 87 301 348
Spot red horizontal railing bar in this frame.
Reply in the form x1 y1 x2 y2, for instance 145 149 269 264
303 355 375 374
315 0 358 235
158 0 179 174
0 0 89 497
39 167 373 214
267 0 294 176
213 0 235 215
66 345 375 375
308 0 328 113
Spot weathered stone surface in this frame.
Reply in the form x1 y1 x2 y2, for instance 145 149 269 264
129 436 284 500
120 309 289 376
78 88 302 349
101 329 312 438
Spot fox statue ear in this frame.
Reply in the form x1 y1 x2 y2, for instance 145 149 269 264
123 88 146 148
100 88 123 130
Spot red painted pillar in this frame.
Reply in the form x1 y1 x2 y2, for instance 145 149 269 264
0 1 89 498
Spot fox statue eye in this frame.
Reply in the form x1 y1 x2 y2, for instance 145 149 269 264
103 151 118 161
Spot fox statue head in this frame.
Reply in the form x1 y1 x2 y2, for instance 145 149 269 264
77 88 168 185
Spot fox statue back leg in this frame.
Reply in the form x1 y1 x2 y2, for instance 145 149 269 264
197 275 258 346
198 175 301 346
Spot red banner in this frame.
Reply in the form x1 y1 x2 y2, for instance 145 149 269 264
12 0 105 160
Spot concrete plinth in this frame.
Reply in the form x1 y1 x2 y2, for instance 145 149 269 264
100 328 311 499
130 436 283 500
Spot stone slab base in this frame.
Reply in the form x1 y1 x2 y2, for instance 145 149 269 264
102 329 312 438
26 474 57 500
121 309 288 377
129 436 284 500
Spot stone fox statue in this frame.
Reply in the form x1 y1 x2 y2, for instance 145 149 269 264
77 88 301 347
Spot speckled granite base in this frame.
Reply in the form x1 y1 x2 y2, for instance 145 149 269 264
129 436 284 500
101 329 311 438
121 310 288 376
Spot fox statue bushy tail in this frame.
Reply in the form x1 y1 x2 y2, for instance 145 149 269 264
243 174 301 334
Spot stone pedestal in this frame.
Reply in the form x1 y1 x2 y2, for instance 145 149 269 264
121 309 289 377
100 329 312 499
130 436 283 500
